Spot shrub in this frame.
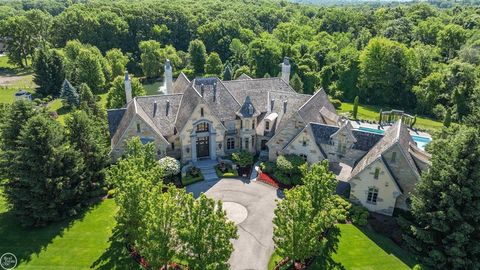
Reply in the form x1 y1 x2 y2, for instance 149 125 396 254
107 188 116 198
331 99 342 109
232 149 254 167
350 204 369 226
188 166 200 177
273 171 291 185
158 157 180 177
276 154 305 176
413 264 425 270
331 195 352 223
260 161 276 174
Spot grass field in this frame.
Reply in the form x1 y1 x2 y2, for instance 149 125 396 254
0 189 141 270
142 81 162 95
268 224 416 270
338 102 443 131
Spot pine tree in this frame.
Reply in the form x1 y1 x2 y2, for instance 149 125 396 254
402 126 480 269
353 96 359 119
223 64 232 81
66 110 109 198
60 79 80 108
0 100 36 180
78 83 104 118
4 114 85 227
33 48 65 97
290 73 303 93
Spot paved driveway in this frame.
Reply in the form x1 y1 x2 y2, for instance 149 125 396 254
187 178 282 270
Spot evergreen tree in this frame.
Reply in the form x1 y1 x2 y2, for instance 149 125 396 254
60 79 80 108
106 75 146 109
0 100 36 180
353 96 359 119
402 126 480 269
33 48 65 97
223 64 232 81
290 73 303 93
78 83 104 118
4 114 85 227
66 110 109 198
443 108 452 127
178 194 238 269
188 39 207 75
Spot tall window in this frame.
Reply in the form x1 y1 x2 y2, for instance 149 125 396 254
367 187 379 204
245 137 249 149
265 121 270 130
302 137 307 147
171 142 175 150
136 123 141 133
252 120 255 129
227 138 235 150
200 108 204 117
374 168 380 179
300 154 307 161
240 120 243 129
196 122 209 132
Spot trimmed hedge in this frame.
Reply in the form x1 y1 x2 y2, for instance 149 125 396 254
215 165 239 178
182 172 204 186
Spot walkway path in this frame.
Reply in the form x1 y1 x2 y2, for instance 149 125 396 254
186 178 282 270
195 160 219 182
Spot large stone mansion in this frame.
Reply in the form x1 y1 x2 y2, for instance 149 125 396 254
107 58 431 216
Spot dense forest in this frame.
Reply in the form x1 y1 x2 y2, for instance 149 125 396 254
1 0 480 125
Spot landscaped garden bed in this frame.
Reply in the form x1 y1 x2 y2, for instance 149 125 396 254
181 166 204 186
258 154 306 187
215 162 239 178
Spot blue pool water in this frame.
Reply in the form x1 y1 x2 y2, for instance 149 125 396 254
358 127 431 150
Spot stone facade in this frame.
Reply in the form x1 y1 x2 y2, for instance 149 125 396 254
107 67 430 217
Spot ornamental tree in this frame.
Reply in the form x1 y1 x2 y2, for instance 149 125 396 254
301 160 337 216
232 149 254 167
178 194 238 270
158 156 181 178
188 39 207 75
352 96 359 119
205 52 223 76
60 79 80 108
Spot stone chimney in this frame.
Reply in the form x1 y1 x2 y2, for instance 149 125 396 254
281 57 290 83
164 59 173 95
124 71 132 104
213 82 217 102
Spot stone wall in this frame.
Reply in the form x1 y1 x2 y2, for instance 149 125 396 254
349 158 401 216
267 114 305 161
281 126 324 164
111 114 169 160
179 102 225 162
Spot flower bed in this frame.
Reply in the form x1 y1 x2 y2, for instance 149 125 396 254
215 164 238 178
257 172 292 189
181 172 204 186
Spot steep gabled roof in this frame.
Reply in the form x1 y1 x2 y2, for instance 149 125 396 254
173 72 190 94
236 73 252 80
237 96 260 118
107 108 126 139
349 120 421 180
194 78 240 122
298 89 337 124
175 83 202 132
110 100 136 149
135 94 183 137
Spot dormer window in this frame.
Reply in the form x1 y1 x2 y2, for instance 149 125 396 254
265 121 270 130
248 104 253 115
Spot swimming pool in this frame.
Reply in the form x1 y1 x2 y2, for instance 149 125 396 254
357 127 431 150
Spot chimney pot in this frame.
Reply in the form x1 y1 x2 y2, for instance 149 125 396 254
166 100 170 116
283 100 287 113
271 99 275 111
213 82 217 102
153 100 157 116
200 84 205 97
124 71 133 104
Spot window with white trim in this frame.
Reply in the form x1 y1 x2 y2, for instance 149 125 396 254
227 138 235 150
367 187 379 204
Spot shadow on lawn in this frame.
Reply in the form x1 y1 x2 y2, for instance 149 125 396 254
91 226 142 270
357 225 417 268
0 202 100 266
307 226 346 270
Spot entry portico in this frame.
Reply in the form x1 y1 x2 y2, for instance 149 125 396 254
190 120 217 162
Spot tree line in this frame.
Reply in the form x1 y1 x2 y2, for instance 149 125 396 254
2 0 480 123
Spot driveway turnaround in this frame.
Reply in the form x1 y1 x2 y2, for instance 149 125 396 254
187 178 282 270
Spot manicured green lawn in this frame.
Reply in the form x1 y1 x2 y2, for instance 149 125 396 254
0 189 140 270
142 81 162 95
338 102 443 131
269 224 416 270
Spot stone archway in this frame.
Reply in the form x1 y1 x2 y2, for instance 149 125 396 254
190 120 217 162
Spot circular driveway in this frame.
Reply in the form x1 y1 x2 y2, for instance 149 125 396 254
186 178 282 270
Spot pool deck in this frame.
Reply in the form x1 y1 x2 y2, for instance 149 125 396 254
349 120 432 139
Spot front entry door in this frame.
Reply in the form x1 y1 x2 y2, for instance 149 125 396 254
261 140 268 150
196 136 210 158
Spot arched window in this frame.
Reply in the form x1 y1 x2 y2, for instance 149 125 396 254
196 122 209 132
367 187 379 204
265 121 270 130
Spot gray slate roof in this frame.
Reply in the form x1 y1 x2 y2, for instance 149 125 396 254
173 72 190 94
195 78 240 123
107 108 126 139
237 96 259 118
309 122 384 152
135 94 183 137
